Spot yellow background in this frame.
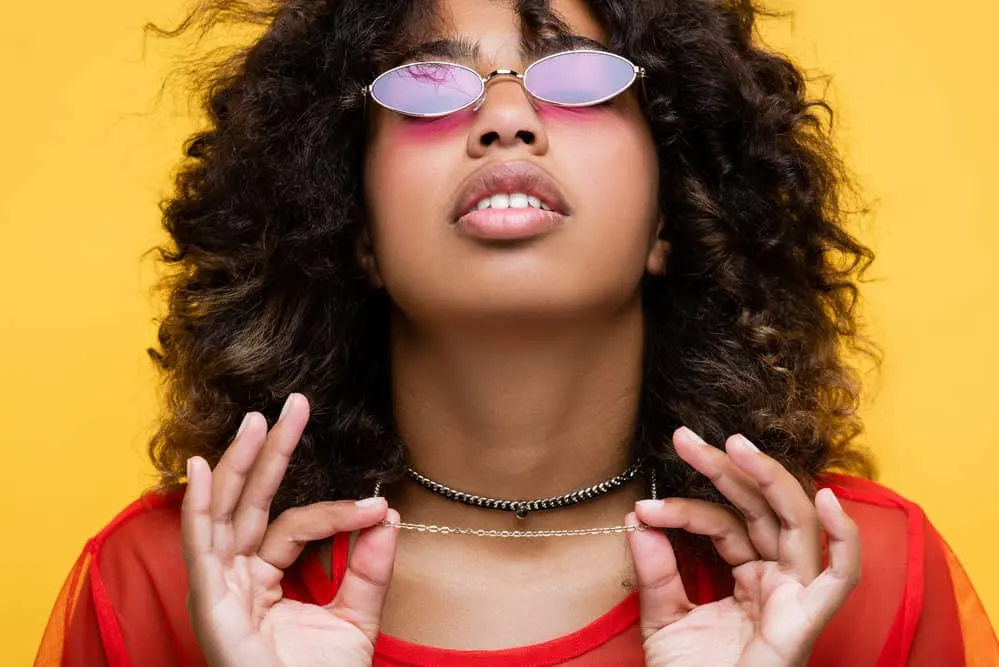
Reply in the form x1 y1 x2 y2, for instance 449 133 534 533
2 0 996 663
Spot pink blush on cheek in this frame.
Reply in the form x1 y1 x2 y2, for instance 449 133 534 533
385 109 476 141
536 104 610 124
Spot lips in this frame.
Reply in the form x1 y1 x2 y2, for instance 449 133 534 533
450 161 570 223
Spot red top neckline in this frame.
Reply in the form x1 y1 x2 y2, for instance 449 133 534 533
375 591 640 666
298 540 641 666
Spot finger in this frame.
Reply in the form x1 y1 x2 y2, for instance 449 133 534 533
725 433 822 583
673 427 781 560
800 489 861 625
636 498 759 567
209 412 267 559
327 506 400 645
181 457 227 607
232 394 310 554
258 498 391 570
625 512 695 641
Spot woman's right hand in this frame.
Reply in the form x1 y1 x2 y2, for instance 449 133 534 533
181 393 399 667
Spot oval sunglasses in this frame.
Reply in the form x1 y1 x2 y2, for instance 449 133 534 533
362 49 646 118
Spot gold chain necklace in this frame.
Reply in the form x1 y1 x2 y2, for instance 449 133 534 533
379 519 648 538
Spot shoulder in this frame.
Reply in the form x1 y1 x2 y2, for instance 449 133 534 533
818 472 923 514
86 488 190 633
817 473 927 565
89 488 317 604
90 488 185 568
816 472 936 593
817 473 930 583
41 489 199 667
810 474 968 666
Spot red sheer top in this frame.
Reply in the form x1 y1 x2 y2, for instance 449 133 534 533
35 474 999 666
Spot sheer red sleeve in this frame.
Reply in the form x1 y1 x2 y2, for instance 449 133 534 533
34 491 205 667
810 474 998 667
923 525 999 667
35 489 319 667
34 546 112 667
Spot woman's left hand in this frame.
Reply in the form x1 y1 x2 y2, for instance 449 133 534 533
628 427 861 667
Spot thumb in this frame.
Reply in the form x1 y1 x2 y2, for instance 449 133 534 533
626 511 696 640
327 508 401 644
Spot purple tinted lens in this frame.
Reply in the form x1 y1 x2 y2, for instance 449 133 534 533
370 63 482 116
524 51 636 105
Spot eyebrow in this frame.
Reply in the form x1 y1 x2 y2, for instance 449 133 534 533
394 34 609 67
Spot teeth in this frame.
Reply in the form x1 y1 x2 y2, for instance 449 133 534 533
509 193 529 208
472 192 552 213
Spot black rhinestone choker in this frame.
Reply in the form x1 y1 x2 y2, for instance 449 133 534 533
401 461 652 519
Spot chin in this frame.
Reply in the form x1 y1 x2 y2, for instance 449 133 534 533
394 285 644 329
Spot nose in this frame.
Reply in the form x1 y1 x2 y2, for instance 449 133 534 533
466 73 550 158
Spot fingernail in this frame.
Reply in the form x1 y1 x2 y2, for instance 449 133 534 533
186 457 194 479
824 488 844 513
679 426 706 445
356 496 387 508
636 499 664 510
235 413 251 438
625 512 639 528
279 394 297 421
735 434 760 452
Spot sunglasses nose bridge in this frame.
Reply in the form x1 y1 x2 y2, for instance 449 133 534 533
473 69 533 113
484 68 521 82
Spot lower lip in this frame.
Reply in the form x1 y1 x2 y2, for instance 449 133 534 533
453 208 566 240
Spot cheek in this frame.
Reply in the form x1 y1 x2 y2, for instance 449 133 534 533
555 113 659 220
363 123 463 287
536 103 614 124
375 109 474 142
549 113 660 273
364 118 459 221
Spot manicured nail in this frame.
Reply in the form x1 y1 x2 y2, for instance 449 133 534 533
186 457 194 480
235 413 251 438
637 499 664 510
735 434 760 452
824 488 843 513
279 394 297 421
625 512 639 528
679 426 707 445
356 497 387 508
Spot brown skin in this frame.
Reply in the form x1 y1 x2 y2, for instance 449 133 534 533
360 0 667 643
361 0 663 520
182 0 860 663
184 395 858 665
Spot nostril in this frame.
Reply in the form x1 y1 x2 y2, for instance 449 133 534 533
478 129 536 147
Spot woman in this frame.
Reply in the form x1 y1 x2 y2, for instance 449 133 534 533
35 0 998 665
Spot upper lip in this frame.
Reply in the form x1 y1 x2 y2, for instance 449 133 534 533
451 161 570 221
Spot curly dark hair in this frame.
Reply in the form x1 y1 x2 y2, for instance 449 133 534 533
146 0 879 516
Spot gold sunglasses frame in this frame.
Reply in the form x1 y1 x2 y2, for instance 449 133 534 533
362 49 646 118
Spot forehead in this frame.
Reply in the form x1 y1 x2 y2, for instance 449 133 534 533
414 0 608 65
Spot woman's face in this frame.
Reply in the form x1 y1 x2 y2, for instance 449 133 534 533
362 0 666 324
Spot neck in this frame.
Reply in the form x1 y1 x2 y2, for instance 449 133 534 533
386 303 650 532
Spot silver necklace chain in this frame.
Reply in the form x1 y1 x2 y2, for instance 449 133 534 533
373 467 658 539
